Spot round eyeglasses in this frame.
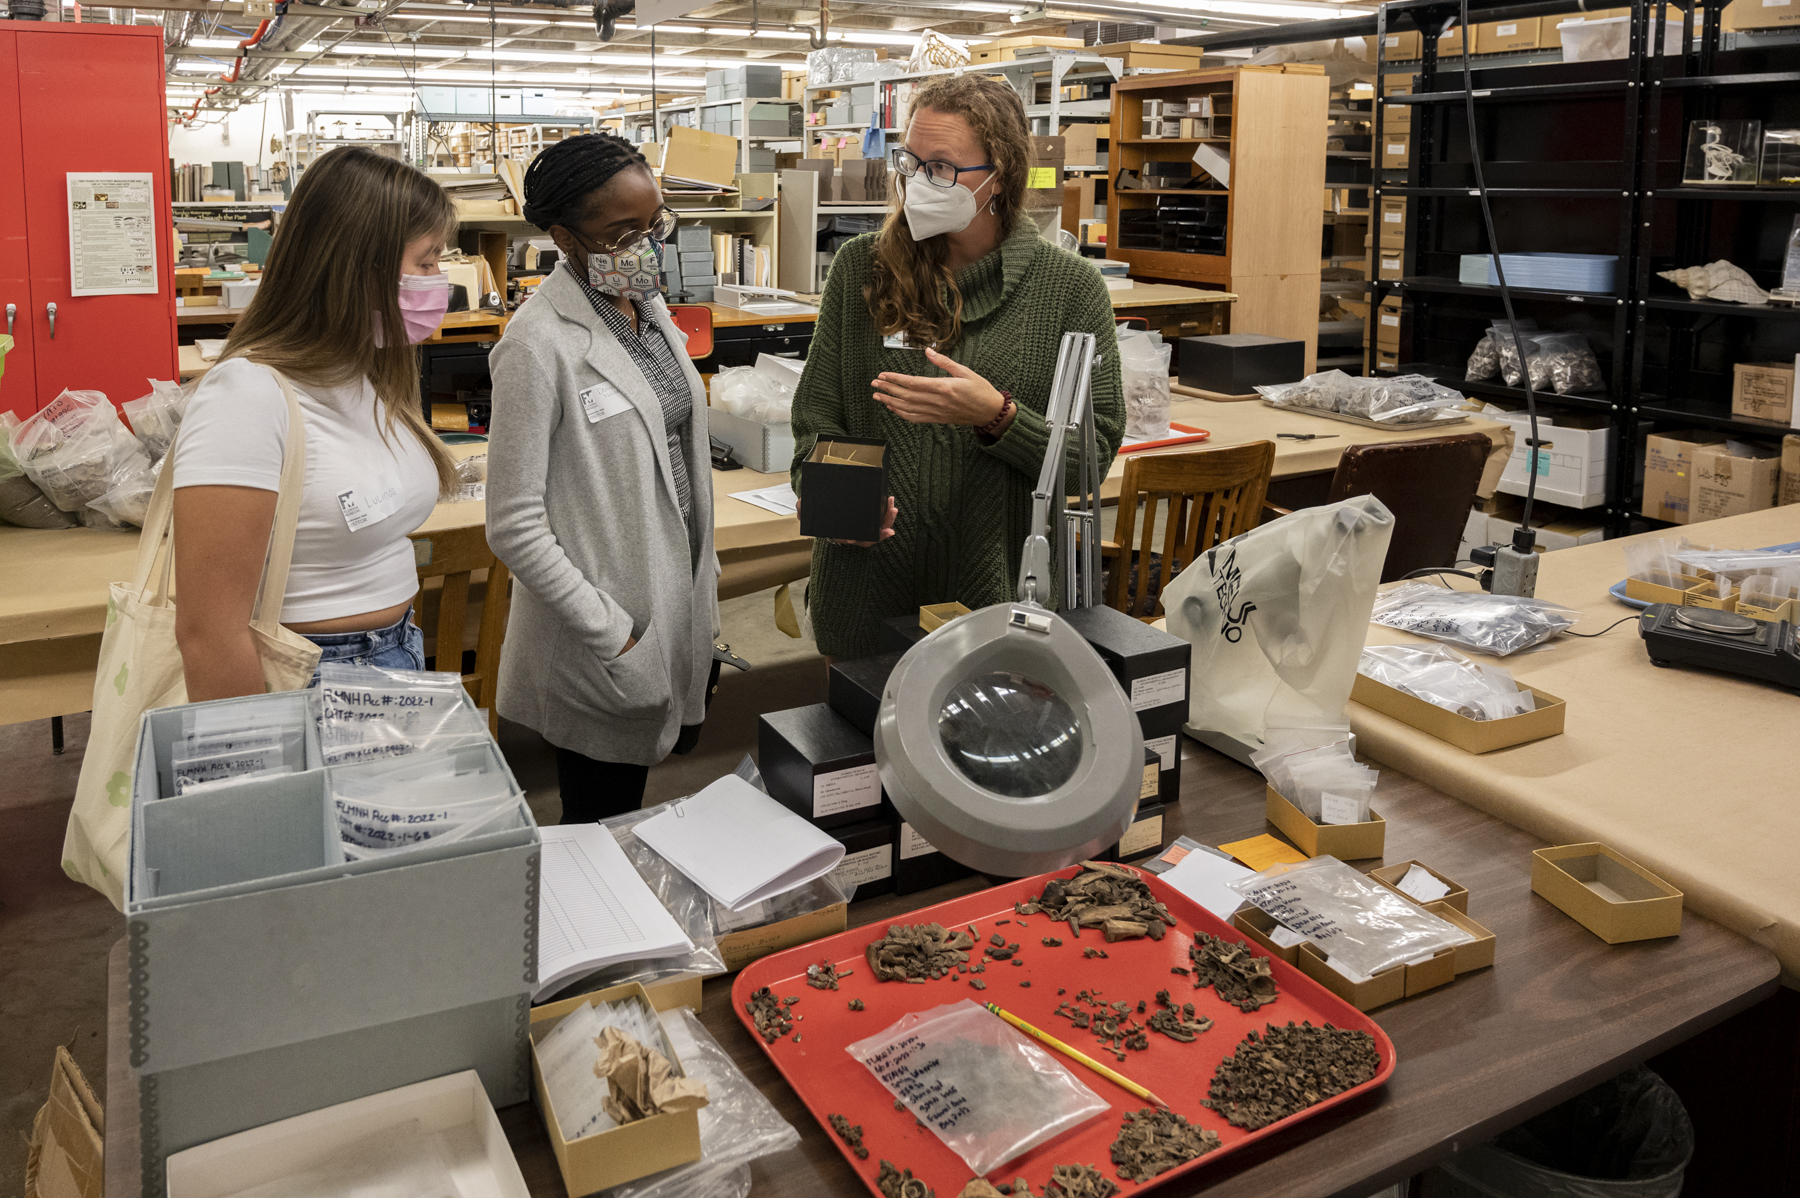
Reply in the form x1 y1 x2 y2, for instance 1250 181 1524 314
586 205 679 256
891 147 997 189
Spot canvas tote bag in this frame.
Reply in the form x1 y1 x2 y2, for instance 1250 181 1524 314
63 367 322 909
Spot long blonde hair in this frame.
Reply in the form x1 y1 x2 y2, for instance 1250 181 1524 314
866 73 1033 352
222 146 459 495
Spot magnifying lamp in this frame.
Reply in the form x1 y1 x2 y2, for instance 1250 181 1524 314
873 333 1147 877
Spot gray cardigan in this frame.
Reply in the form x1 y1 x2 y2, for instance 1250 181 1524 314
486 268 720 766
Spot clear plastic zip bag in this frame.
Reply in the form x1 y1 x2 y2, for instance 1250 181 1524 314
1370 582 1581 656
845 1000 1109 1177
1226 856 1474 979
1358 643 1534 721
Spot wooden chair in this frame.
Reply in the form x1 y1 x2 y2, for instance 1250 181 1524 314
1102 441 1276 620
409 524 511 735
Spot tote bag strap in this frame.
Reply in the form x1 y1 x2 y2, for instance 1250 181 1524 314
132 363 308 618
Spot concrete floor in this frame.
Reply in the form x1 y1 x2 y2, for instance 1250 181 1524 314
0 585 823 1193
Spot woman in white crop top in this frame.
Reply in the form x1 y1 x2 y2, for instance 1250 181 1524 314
171 147 459 700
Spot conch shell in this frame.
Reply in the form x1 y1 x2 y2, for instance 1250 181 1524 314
1657 260 1771 305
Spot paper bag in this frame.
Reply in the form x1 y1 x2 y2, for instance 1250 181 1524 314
1163 495 1394 746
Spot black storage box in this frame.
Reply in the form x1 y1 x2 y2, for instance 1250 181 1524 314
798 436 888 543
827 651 903 738
1059 605 1190 721
757 704 889 830
1116 801 1168 861
1178 333 1305 394
829 817 897 900
1140 704 1184 807
893 819 976 895
879 614 927 655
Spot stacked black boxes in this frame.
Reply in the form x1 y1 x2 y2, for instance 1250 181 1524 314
1118 196 1227 256
757 703 898 900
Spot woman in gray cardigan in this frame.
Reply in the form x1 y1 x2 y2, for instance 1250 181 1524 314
487 134 720 821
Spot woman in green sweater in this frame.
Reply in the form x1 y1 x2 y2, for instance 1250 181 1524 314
790 73 1125 660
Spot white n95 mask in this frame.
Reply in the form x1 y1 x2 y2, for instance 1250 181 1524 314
903 173 996 242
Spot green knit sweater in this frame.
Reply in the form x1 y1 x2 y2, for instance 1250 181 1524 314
790 219 1124 659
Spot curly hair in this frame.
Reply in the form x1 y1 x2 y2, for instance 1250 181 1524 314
866 73 1033 352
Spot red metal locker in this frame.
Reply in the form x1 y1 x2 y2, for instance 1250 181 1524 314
11 23 177 414
0 32 34 418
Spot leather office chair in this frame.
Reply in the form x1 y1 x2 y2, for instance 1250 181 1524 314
1283 433 1492 584
1102 441 1276 620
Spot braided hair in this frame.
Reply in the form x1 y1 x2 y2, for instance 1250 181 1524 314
521 131 649 231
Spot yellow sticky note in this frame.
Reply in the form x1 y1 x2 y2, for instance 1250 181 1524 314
1218 834 1309 872
1027 166 1056 189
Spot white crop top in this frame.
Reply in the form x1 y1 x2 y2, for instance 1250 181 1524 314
171 358 440 623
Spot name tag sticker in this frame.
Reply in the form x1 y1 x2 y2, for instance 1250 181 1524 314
883 331 916 350
337 480 404 533
579 380 635 424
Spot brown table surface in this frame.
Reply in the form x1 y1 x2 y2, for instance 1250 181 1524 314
105 738 1778 1198
174 305 249 326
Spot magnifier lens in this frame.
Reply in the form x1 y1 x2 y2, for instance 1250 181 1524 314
936 671 1084 800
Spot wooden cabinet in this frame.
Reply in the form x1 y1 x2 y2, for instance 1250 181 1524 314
1107 66 1330 372
0 23 177 417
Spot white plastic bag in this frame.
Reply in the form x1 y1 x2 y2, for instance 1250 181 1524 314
1358 643 1534 721
1370 582 1580 656
0 412 78 528
13 389 152 514
1226 856 1474 979
908 29 969 73
711 365 794 424
121 378 191 461
845 1000 1109 1176
1163 496 1395 749
1118 331 1172 439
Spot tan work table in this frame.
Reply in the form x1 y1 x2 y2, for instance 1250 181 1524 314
103 736 1779 1198
1353 504 1800 984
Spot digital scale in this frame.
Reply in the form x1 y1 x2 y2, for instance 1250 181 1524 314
1639 603 1800 691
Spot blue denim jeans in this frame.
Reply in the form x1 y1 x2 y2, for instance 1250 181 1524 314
303 608 426 686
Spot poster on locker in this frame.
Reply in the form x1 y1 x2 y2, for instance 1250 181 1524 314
68 172 159 296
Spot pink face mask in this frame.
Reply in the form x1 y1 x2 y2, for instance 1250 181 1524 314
390 272 451 344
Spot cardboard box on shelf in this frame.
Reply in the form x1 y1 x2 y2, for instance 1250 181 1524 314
1375 294 1403 351
1476 18 1543 52
1641 429 1728 524
1724 0 1800 30
1494 410 1610 510
1692 442 1782 522
661 126 739 188
1377 251 1404 280
1436 25 1466 57
1625 571 1706 606
968 34 1084 63
1784 435 1800 505
1731 361 1796 424
1365 30 1423 61
1265 787 1386 860
1531 843 1683 944
1378 196 1407 249
1111 40 1208 70
1026 134 1066 210
1381 134 1410 169
1059 121 1100 167
1375 348 1401 373
1351 673 1566 754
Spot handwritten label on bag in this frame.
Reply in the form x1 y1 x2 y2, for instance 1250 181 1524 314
1319 792 1362 826
861 1034 973 1133
1130 669 1186 711
813 763 881 818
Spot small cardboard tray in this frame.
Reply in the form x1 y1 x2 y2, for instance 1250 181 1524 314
1350 674 1565 754
1241 898 1492 1012
918 601 972 633
1531 843 1683 944
1265 786 1385 860
1624 572 1704 607
528 982 704 1196
717 902 848 973
1736 596 1794 623
1368 860 1469 914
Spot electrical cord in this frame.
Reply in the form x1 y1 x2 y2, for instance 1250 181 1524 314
1401 567 1487 585
1458 0 1540 545
1563 615 1639 638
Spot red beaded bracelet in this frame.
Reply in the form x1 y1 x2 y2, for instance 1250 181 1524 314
976 390 1014 437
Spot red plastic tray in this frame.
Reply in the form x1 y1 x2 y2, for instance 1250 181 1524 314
1121 422 1211 454
732 864 1396 1196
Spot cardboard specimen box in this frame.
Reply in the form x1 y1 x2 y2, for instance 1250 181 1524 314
1531 843 1684 943
1624 571 1705 606
829 816 897 899
1784 435 1800 506
1692 442 1782 522
1378 196 1407 249
1476 17 1542 52
529 984 704 1196
1683 579 1738 611
919 601 971 632
716 902 849 973
661 126 740 189
1368 860 1470 914
1731 361 1795 424
1232 907 1301 963
1350 673 1566 754
799 437 888 542
1265 786 1386 860
758 703 888 830
1239 898 1492 1012
164 1071 528 1198
1641 430 1727 524
1376 294 1403 352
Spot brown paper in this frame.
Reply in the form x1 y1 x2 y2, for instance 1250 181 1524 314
593 1026 709 1125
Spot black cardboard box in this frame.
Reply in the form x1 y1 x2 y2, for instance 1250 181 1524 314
893 818 976 894
1058 605 1190 721
1140 704 1184 807
758 704 889 830
1117 801 1167 861
880 615 927 655
798 437 888 543
1178 333 1305 394
828 817 896 899
827 651 903 738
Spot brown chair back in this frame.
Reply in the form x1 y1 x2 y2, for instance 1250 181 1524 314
408 524 512 734
1325 432 1491 583
1107 441 1276 620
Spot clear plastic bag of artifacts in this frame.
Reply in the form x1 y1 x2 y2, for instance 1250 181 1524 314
1255 369 1356 413
1465 328 1500 381
1531 332 1605 396
120 377 193 463
1370 581 1581 656
1250 737 1375 824
331 741 519 858
1226 856 1474 979
1621 536 1698 591
87 452 161 528
1345 374 1466 424
844 999 1110 1176
710 753 854 933
1358 643 1534 722
1118 330 1173 439
12 388 152 515
601 1007 800 1198
0 412 77 529
316 661 487 765
1489 320 1542 388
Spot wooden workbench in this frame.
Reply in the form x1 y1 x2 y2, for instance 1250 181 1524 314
102 736 1779 1198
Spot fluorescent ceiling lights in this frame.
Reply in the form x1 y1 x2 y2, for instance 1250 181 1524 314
1115 0 1374 15
186 36 798 71
288 63 701 88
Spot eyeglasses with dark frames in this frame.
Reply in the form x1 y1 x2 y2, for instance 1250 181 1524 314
891 147 997 189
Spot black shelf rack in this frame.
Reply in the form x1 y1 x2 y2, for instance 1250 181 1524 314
1371 0 1800 536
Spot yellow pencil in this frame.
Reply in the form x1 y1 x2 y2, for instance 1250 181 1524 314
984 1002 1171 1110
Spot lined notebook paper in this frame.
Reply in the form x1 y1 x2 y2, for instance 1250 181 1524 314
536 824 694 999
634 774 846 912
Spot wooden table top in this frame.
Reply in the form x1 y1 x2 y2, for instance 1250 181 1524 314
174 306 248 326
699 284 1234 330
104 738 1778 1198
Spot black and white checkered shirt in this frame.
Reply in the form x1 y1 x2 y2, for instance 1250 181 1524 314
565 263 694 525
